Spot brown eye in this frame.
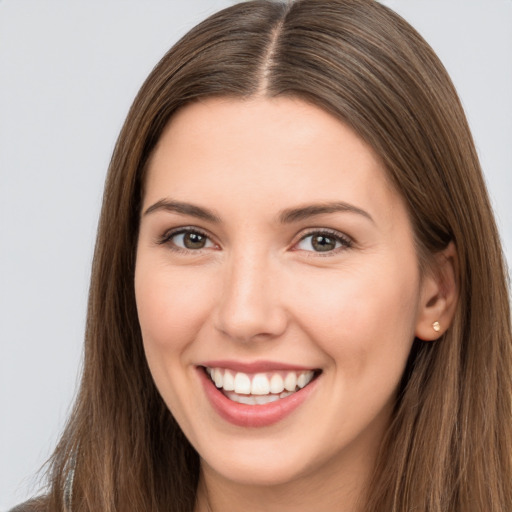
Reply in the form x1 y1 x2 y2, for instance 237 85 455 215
183 232 207 249
162 228 216 252
296 230 352 254
311 234 337 252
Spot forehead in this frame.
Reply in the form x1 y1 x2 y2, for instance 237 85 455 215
143 96 402 224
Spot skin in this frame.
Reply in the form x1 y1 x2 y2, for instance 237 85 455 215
135 97 457 512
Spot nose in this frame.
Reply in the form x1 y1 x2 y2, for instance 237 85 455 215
213 250 288 343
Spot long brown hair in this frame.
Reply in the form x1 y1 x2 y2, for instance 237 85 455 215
42 1 512 511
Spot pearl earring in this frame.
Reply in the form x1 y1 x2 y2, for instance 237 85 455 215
432 321 441 332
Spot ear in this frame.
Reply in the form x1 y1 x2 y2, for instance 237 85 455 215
415 241 459 341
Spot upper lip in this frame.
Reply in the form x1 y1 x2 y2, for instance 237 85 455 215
199 359 319 373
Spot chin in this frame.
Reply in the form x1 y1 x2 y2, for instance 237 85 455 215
201 450 315 488
195 426 348 489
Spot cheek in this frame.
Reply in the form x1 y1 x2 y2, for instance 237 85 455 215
288 260 420 445
290 258 420 375
135 261 215 352
134 260 215 425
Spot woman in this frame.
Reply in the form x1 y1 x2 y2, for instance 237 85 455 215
14 0 512 511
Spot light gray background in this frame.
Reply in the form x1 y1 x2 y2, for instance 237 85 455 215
1 1 511 509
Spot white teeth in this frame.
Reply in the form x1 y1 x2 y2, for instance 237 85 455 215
251 373 270 395
206 367 317 404
234 372 251 395
269 373 284 394
255 394 280 404
284 372 297 391
213 368 223 388
237 394 255 405
298 371 314 389
223 370 235 391
226 392 282 405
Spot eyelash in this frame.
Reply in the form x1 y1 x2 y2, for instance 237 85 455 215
157 227 216 255
157 227 353 256
295 228 353 256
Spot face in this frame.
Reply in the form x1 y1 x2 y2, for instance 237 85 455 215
135 97 427 491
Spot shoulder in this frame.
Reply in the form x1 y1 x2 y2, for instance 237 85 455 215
8 497 47 512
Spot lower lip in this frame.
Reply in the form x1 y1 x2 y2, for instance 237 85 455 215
198 368 319 428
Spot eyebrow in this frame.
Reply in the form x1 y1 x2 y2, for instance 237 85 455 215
278 202 374 224
143 199 221 223
143 198 374 224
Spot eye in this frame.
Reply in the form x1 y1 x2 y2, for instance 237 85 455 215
159 228 216 252
295 230 352 254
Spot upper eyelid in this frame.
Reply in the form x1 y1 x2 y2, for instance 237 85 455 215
297 227 350 238
164 226 209 236
295 228 352 244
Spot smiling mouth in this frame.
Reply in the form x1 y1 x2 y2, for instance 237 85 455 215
204 366 320 405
